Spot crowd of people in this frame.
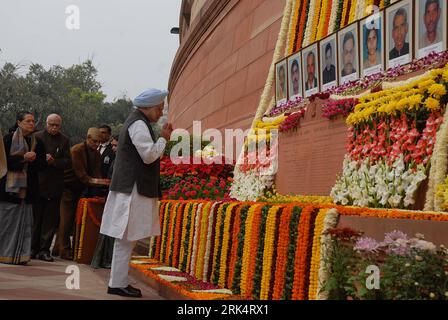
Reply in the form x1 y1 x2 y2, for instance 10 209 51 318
0 112 115 265
0 88 173 298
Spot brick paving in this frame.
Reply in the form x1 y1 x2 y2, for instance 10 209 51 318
0 257 164 300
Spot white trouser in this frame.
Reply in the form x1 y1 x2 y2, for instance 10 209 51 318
108 238 136 288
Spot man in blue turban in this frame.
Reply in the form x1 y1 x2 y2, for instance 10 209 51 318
100 88 173 298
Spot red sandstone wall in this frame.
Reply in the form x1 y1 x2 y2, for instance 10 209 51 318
168 0 284 133
275 100 348 196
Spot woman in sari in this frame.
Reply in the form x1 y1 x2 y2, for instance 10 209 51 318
0 111 46 265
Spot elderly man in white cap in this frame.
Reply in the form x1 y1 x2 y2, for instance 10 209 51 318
100 88 173 298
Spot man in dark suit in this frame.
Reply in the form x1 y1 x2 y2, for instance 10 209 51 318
32 114 71 262
98 125 115 179
53 128 105 260
389 7 410 60
322 43 336 84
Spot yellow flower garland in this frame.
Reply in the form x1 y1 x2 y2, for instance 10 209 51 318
189 203 203 275
202 202 219 281
287 0 301 55
308 209 328 300
240 204 259 297
348 0 357 24
218 203 239 287
260 206 280 300
316 0 329 40
195 202 212 279
309 0 323 43
211 203 225 283
178 203 191 269
159 202 172 261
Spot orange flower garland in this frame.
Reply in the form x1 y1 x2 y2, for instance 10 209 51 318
171 203 185 267
296 0 309 50
227 204 243 289
288 0 301 54
159 202 171 261
211 203 226 284
242 204 264 299
165 202 179 264
260 206 281 300
292 205 314 300
308 208 328 300
240 204 260 298
218 203 239 287
272 205 294 300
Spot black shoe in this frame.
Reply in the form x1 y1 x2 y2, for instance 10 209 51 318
38 253 54 262
107 286 142 298
126 285 142 295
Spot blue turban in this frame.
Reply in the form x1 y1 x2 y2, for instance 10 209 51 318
133 88 168 108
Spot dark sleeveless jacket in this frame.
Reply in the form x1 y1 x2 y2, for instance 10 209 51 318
109 110 161 198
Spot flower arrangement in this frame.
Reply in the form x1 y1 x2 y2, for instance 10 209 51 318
279 108 306 133
147 200 448 300
321 229 448 300
167 176 232 201
322 97 357 119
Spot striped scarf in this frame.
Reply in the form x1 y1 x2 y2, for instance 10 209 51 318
5 128 35 198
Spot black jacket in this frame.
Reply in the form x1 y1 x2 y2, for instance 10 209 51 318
0 132 47 204
100 143 115 179
35 130 71 199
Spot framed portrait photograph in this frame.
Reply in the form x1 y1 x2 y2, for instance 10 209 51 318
415 0 447 59
360 10 385 76
302 43 320 97
385 0 414 68
338 22 360 85
287 51 303 100
320 33 338 92
275 59 288 106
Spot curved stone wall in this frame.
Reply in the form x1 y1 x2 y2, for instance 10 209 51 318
168 0 284 133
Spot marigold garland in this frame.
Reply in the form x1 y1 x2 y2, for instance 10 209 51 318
252 205 272 299
272 205 294 299
227 204 244 289
239 204 260 298
292 206 315 300
178 203 191 269
202 202 219 281
171 203 185 267
218 203 239 287
260 206 281 300
308 208 328 300
195 202 212 279
211 203 229 284
231 205 250 294
166 202 179 265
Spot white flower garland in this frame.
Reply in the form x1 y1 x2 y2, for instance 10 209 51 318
158 275 188 282
202 201 219 281
302 0 317 47
148 237 155 257
189 203 203 276
328 0 339 34
191 289 233 294
151 266 181 272
316 208 339 300
253 0 295 122
424 106 448 211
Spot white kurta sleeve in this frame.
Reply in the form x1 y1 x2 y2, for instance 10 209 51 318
128 120 166 165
